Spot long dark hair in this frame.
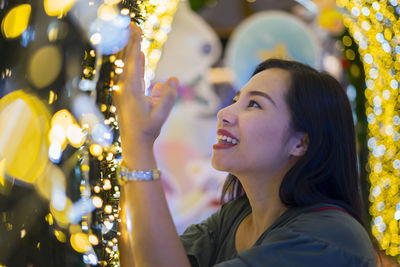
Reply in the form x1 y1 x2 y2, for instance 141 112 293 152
220 58 365 225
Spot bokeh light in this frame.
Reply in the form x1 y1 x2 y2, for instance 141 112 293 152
1 4 31 39
0 90 50 184
44 0 76 17
28 45 62 88
70 232 91 253
50 197 72 228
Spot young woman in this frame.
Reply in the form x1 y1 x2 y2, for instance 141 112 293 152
115 25 376 267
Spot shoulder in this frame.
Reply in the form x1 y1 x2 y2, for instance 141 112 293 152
266 204 375 261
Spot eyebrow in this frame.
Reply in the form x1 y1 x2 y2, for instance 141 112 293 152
235 90 277 107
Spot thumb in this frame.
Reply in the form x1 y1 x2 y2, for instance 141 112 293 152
152 77 179 123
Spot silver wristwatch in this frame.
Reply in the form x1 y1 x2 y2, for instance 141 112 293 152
117 164 160 184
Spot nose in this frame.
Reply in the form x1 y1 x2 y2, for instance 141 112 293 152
217 106 237 126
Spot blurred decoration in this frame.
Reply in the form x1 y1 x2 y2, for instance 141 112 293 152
154 0 225 233
139 0 179 87
44 0 76 17
0 90 50 185
28 45 63 88
225 11 320 89
1 4 31 39
0 0 179 265
313 0 344 34
337 0 400 261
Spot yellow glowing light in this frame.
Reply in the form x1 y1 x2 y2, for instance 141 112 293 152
51 109 74 129
103 179 112 190
90 33 102 45
1 4 31 39
98 4 118 21
44 0 76 17
70 232 91 253
90 144 103 157
115 68 123 74
20 229 26 238
120 8 129 15
89 234 99 245
139 0 179 85
49 124 66 145
49 90 56 104
50 197 72 228
338 0 400 258
54 230 66 242
100 104 107 112
94 185 101 193
45 213 54 225
66 124 85 147
28 45 62 88
0 90 50 184
92 196 103 208
104 205 112 214
106 153 113 161
114 59 124 68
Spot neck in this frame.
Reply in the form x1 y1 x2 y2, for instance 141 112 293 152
235 169 289 235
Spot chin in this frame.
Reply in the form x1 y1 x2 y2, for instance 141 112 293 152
211 154 234 172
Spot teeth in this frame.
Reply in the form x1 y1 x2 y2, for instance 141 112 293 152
216 135 239 145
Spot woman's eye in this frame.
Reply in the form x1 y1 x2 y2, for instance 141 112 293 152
232 99 237 104
248 100 261 109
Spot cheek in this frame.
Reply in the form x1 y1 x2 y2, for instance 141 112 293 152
243 119 289 159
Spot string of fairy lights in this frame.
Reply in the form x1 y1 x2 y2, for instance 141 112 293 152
80 1 179 265
0 0 178 266
337 0 400 259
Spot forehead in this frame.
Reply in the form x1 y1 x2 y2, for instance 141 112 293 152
241 68 291 100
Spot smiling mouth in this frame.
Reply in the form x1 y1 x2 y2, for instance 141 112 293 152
213 134 239 149
216 134 239 145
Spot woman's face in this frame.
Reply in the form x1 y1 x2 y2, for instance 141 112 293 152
211 68 302 177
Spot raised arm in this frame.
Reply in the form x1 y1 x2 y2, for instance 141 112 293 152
114 24 190 267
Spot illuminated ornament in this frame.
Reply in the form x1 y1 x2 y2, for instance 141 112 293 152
66 124 86 148
139 0 180 85
54 230 66 243
70 232 91 253
44 0 76 17
317 8 344 35
1 4 31 39
28 45 63 89
337 0 400 258
0 90 50 184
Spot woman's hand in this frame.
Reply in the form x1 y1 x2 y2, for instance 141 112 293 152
113 24 179 155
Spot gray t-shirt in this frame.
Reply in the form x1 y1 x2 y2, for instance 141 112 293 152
180 196 376 267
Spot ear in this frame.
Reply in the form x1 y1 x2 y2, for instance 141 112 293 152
288 132 309 157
